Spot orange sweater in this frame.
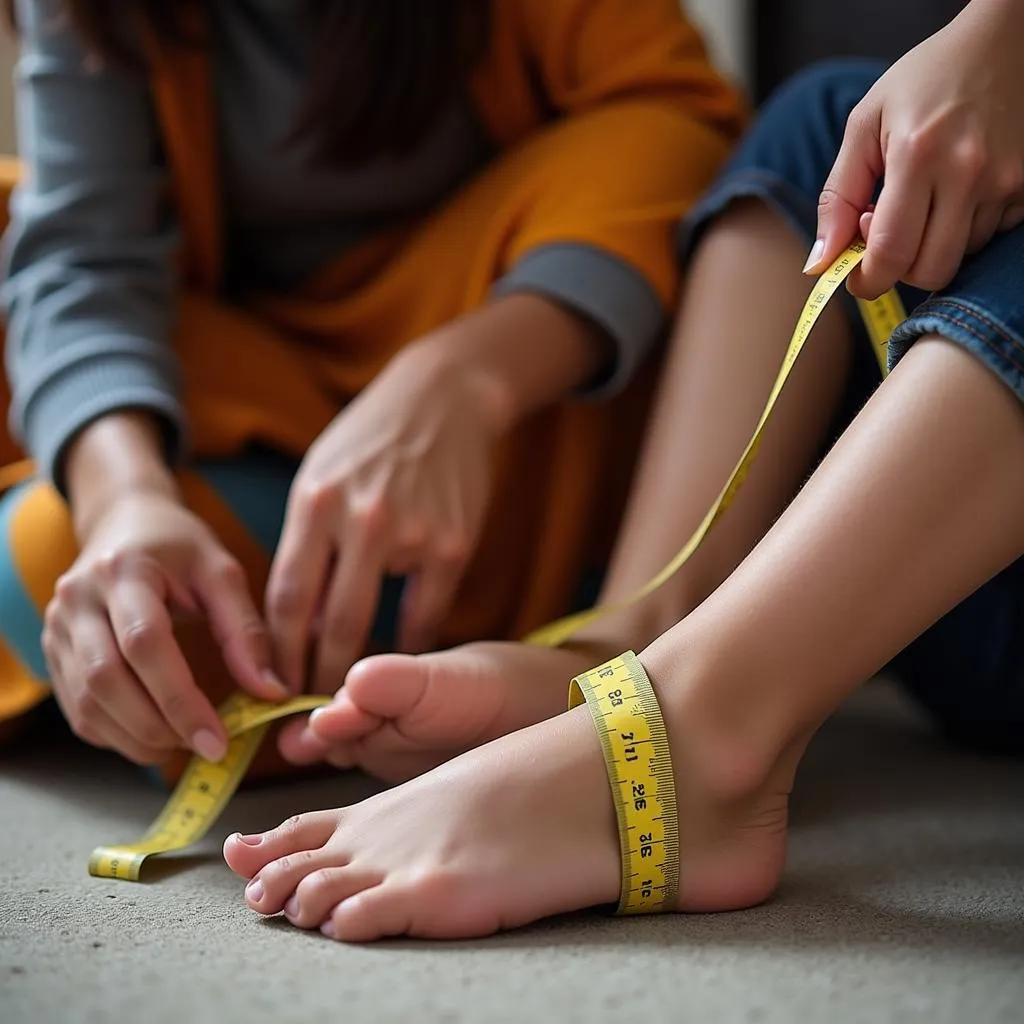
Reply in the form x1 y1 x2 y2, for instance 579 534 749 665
0 0 746 650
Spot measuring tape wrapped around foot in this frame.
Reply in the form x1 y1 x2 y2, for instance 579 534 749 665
570 652 678 915
90 242 905 883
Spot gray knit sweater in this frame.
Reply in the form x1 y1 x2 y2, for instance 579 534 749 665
2 0 664 483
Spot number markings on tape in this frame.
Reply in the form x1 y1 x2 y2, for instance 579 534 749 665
88 694 329 881
89 243 908 887
570 652 678 915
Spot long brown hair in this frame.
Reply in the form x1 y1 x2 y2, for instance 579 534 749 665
7 0 492 166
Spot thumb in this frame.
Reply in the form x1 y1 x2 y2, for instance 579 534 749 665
804 101 883 275
195 556 290 701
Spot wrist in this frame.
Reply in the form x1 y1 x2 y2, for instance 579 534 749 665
395 332 519 438
65 412 181 541
400 295 610 435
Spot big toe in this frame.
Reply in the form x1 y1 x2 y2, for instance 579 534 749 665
223 809 339 878
343 654 433 719
336 649 507 747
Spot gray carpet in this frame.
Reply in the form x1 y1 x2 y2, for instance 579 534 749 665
2 683 1023 1024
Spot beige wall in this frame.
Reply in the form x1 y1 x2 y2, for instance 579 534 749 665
686 0 751 88
0 2 751 156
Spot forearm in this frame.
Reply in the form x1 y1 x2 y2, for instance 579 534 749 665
65 412 180 541
3 0 183 502
397 293 614 435
667 337 1024 755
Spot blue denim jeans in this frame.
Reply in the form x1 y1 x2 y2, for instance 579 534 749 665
679 60 1024 755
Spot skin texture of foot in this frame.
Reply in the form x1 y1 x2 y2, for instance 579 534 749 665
225 645 793 943
276 640 618 781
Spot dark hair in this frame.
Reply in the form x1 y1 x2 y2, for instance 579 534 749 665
6 0 491 167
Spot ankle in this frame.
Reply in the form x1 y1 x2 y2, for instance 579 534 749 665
572 598 686 662
638 633 797 804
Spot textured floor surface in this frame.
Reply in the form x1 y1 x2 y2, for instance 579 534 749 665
1 682 1022 1024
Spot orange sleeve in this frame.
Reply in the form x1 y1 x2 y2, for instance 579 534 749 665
485 0 749 308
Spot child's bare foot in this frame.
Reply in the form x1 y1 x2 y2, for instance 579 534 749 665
226 642 796 942
277 640 618 781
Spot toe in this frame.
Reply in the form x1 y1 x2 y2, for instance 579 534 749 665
324 879 501 943
223 809 339 878
347 648 506 748
324 884 410 943
283 866 383 929
248 845 349 916
343 654 429 720
353 724 451 783
307 691 383 744
277 717 333 765
324 741 360 770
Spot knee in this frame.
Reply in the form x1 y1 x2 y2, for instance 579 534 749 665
762 59 884 136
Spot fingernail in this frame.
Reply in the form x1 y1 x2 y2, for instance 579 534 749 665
284 895 299 919
192 729 227 762
246 879 264 903
263 669 290 696
309 707 324 725
803 238 825 274
237 833 263 847
321 921 336 938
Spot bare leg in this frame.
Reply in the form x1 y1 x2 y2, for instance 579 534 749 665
653 338 1024 765
283 201 860 778
229 336 1024 941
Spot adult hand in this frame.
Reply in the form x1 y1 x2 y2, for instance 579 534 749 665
807 0 1024 298
44 491 286 765
266 340 498 695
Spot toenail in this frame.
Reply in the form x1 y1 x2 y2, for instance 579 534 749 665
246 879 264 903
237 833 263 846
320 920 336 938
284 895 299 918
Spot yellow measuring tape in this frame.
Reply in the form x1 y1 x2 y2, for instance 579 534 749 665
555 242 906 913
524 241 905 648
90 241 906 887
570 652 678 914
88 692 329 880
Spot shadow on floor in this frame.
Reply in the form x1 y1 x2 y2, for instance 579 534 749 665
3 682 1023 964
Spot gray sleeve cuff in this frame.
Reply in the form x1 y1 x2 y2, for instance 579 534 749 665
492 243 666 398
13 340 185 493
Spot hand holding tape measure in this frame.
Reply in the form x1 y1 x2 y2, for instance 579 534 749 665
90 242 906 907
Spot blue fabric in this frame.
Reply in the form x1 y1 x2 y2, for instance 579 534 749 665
0 482 49 680
195 450 296 557
679 59 1024 754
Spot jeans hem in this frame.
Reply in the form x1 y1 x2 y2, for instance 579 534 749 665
890 296 1024 403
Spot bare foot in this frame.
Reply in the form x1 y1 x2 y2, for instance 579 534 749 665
277 641 616 781
225 646 794 942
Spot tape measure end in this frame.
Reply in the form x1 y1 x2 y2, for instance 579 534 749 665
88 846 146 882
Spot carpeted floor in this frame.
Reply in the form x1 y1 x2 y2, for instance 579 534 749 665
2 682 1022 1024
